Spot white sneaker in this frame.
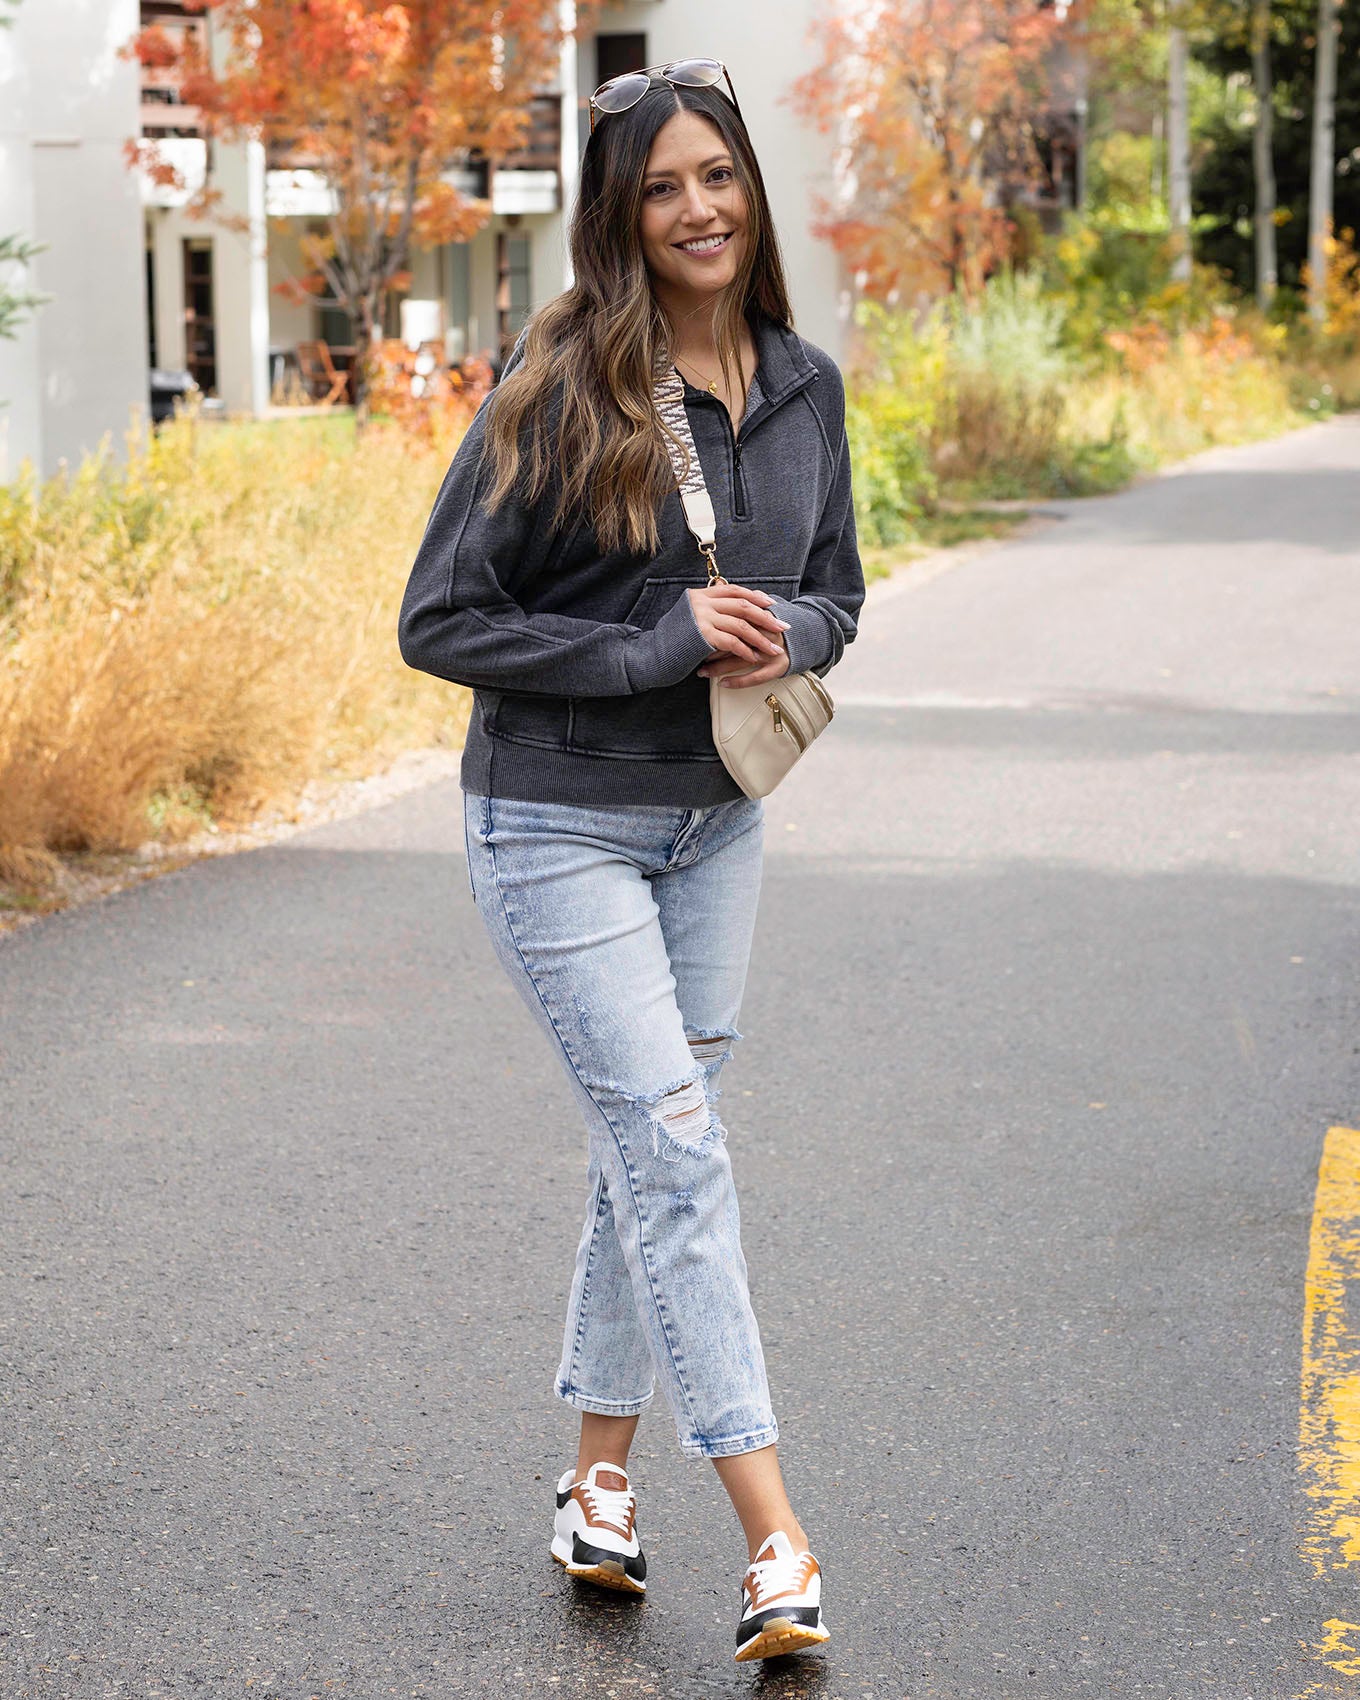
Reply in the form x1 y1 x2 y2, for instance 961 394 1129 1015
550 1462 647 1596
734 1530 830 1661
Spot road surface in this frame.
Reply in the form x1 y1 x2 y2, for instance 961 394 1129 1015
4 418 1360 1698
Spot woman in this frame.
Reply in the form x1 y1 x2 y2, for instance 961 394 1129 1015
399 58 863 1664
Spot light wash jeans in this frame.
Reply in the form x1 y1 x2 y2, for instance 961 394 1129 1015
463 790 777 1460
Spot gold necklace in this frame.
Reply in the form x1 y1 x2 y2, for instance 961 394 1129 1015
675 352 734 396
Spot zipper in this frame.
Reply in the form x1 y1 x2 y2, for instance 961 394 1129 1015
730 437 749 519
766 693 808 753
804 673 835 722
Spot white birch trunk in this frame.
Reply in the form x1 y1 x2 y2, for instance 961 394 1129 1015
1168 26 1192 283
1252 0 1277 309
1308 0 1338 322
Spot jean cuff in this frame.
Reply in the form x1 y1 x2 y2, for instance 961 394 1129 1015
679 1421 779 1461
554 1381 655 1418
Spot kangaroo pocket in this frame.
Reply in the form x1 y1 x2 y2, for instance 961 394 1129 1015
573 572 800 761
569 675 718 762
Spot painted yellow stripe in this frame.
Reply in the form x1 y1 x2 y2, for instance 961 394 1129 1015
1301 1126 1360 1577
1297 1128 1360 1695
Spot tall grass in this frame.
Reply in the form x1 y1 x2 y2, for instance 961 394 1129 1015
0 412 468 882
848 269 1312 533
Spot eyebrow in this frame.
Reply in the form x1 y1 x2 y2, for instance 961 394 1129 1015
644 154 732 183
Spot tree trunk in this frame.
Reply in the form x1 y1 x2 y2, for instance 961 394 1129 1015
1251 0 1277 310
1167 25 1192 283
352 296 378 430
1308 0 1339 324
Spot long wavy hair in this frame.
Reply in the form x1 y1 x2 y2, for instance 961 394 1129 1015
482 80 793 556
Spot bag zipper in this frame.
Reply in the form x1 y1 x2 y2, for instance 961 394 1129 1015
765 692 808 753
804 672 835 721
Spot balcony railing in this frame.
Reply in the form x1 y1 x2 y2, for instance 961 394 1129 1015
501 95 561 173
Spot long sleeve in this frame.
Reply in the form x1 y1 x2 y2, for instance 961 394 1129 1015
398 403 713 698
768 376 865 679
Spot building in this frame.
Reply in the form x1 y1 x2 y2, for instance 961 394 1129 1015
0 0 148 481
2 0 853 479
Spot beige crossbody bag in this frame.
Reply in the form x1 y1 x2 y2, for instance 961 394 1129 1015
654 365 834 800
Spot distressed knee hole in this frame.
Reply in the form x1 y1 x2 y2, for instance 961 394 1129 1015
658 1077 710 1144
686 1035 730 1065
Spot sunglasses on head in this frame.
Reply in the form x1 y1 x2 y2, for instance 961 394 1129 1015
589 57 743 134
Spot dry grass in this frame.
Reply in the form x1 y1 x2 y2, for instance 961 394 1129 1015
0 410 470 887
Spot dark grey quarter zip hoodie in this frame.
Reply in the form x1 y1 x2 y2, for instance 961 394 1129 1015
398 316 865 805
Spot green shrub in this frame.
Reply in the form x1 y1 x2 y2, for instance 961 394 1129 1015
846 302 943 545
933 270 1072 496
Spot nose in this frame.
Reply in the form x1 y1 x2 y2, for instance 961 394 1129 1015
681 178 716 225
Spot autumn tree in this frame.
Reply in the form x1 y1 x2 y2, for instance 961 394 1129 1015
794 0 1064 299
128 0 594 416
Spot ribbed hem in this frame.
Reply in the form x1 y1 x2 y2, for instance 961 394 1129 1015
769 595 833 678
461 715 745 807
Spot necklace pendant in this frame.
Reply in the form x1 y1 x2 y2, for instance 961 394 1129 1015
707 380 718 394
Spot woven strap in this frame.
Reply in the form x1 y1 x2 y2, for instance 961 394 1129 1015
654 363 721 581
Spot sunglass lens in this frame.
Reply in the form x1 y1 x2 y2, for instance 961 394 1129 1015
662 58 724 88
592 72 653 114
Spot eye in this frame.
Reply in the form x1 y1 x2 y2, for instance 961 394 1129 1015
708 166 734 185
645 181 675 198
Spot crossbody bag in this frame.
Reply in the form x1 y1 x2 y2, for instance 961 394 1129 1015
653 365 834 799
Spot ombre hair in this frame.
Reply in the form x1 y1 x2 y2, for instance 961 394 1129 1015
482 80 793 557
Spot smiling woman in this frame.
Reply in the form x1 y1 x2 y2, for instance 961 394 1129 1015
398 58 862 1670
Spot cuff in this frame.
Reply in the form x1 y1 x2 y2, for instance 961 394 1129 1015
625 590 715 690
769 595 832 677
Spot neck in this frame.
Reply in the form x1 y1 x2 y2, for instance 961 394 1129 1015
653 281 725 355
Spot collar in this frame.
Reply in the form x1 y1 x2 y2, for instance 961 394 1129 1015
674 315 818 430
749 314 819 411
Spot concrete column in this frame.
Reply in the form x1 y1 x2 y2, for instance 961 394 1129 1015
211 138 270 414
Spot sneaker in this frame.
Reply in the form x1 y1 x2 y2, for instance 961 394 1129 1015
550 1462 647 1596
734 1530 830 1662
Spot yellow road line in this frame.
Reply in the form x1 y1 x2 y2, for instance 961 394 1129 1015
1301 1126 1360 1575
1298 1127 1360 1693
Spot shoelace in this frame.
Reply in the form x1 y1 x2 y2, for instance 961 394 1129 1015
744 1549 812 1610
580 1480 635 1536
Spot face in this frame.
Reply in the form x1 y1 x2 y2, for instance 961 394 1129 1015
638 109 749 306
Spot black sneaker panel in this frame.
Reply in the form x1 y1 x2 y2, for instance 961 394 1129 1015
571 1531 647 1582
735 1604 822 1646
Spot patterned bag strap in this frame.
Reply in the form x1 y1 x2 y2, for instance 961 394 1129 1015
654 363 725 585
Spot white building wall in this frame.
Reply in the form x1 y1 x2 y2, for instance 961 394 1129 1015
0 0 148 480
210 140 269 414
586 0 848 359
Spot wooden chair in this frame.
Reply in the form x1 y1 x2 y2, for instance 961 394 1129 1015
295 340 350 407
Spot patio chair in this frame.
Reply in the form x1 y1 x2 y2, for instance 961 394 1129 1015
295 340 350 407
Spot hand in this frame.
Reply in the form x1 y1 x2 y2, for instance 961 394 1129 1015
685 583 790 670
699 645 791 688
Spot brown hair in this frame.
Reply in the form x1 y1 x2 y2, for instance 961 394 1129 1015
482 80 793 556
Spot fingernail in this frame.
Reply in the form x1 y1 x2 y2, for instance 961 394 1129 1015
776 620 791 630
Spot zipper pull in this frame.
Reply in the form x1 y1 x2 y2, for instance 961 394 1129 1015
765 694 784 734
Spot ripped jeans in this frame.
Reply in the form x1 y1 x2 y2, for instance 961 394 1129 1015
463 790 777 1460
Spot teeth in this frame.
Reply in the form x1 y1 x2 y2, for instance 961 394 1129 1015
680 234 728 253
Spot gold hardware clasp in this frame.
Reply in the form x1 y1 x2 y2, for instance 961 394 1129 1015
700 543 725 586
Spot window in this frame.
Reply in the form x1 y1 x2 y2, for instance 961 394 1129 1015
595 33 647 84
444 242 471 362
496 231 532 357
182 238 216 393
145 244 157 369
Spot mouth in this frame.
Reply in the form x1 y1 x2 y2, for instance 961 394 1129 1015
674 231 734 257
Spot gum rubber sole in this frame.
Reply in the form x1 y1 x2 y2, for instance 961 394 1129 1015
734 1619 831 1662
552 1550 646 1597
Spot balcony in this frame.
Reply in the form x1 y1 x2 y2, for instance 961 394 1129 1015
492 94 561 214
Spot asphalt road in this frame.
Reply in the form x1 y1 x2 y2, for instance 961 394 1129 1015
4 418 1360 1699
